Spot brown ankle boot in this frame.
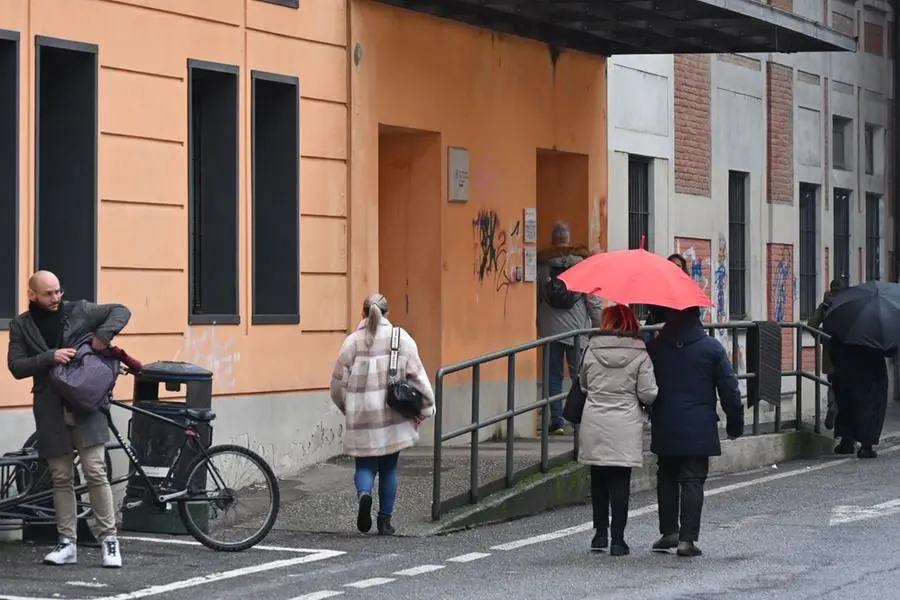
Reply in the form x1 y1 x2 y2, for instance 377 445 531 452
377 515 395 536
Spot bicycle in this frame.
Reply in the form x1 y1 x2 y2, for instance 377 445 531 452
0 382 280 552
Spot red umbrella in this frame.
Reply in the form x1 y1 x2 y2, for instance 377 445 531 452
557 246 713 310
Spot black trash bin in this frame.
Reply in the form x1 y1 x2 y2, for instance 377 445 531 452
120 361 214 535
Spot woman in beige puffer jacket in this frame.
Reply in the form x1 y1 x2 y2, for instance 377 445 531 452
578 304 658 557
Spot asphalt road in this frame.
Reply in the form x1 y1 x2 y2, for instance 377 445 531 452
3 444 900 600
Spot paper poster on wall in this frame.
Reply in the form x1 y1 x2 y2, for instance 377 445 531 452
448 147 469 202
523 208 537 244
524 247 538 282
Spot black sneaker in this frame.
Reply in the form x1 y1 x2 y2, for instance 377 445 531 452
357 492 373 533
377 515 396 536
609 540 630 556
858 445 878 459
590 531 608 552
676 541 702 557
834 440 856 454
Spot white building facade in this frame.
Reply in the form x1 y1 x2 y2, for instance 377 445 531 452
607 0 894 379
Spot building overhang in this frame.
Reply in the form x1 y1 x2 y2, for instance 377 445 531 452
373 0 857 55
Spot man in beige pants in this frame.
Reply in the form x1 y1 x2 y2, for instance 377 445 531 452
7 271 131 567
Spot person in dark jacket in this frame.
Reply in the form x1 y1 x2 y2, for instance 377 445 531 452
646 306 744 557
829 338 890 458
807 278 846 431
6 271 131 568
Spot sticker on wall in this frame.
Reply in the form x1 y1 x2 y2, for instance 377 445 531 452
523 247 538 282
448 146 469 202
523 207 537 244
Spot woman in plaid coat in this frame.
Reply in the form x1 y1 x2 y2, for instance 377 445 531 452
330 293 435 536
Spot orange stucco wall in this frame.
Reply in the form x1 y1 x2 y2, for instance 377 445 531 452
0 0 608 413
0 0 349 408
348 2 608 382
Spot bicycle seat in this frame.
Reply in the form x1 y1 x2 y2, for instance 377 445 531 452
180 408 216 422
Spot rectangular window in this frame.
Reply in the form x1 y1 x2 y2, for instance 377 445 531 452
35 37 98 303
727 171 747 319
188 60 240 325
251 71 300 324
832 116 851 170
0 31 18 328
627 156 651 320
864 123 876 175
255 0 299 6
866 193 881 281
833 188 852 282
798 183 819 320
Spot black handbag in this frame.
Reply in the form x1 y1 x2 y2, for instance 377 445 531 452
386 327 425 419
562 346 590 424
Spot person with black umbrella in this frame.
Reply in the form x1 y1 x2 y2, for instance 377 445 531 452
823 281 900 458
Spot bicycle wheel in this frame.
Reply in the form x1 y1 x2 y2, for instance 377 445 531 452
177 444 280 552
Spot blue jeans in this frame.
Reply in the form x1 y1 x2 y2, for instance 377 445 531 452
548 341 581 429
354 452 400 517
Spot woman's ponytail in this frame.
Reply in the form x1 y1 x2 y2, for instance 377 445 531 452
365 303 382 346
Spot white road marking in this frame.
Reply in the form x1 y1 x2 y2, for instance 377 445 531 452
446 552 491 563
343 577 396 589
95 550 345 600
393 564 445 576
287 592 345 600
490 445 900 551
118 534 323 553
66 580 109 588
830 497 900 525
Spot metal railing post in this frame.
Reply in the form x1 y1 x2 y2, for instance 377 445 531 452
470 364 481 503
505 355 516 487
540 342 550 473
793 325 802 432
814 330 822 434
431 373 444 521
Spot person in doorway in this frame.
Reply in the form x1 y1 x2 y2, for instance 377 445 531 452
330 293 435 535
6 271 131 568
577 304 657 556
647 306 743 557
807 278 846 431
536 221 602 435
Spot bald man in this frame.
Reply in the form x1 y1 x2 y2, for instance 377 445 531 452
7 271 131 568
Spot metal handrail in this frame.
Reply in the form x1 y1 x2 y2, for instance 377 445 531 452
430 320 833 521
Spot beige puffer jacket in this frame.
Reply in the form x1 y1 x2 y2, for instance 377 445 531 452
577 334 658 468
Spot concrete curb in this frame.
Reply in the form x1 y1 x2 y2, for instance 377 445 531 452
431 429 850 535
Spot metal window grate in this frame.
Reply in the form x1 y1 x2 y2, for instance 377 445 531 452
628 156 651 319
833 188 851 282
727 172 747 319
866 193 881 281
798 184 818 320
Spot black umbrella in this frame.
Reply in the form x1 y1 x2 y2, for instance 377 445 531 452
822 281 900 351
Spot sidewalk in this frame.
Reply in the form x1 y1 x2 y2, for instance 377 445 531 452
273 399 900 538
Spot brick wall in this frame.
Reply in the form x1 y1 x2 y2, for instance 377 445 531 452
767 243 795 371
769 0 793 11
864 21 885 56
767 63 794 205
675 237 713 322
674 55 711 197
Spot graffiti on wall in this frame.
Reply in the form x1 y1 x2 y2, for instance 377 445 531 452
767 243 795 371
675 237 713 323
473 209 522 315
174 325 242 390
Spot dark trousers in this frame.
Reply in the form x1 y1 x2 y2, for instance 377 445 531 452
656 456 709 543
590 466 632 541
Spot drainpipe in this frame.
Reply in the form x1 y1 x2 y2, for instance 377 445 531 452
893 11 899 282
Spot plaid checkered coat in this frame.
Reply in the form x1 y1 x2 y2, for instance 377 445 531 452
330 319 435 458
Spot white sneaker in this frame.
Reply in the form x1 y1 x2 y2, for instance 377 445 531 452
101 536 123 568
43 538 77 565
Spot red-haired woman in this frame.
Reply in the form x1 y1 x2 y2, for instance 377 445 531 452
577 304 658 556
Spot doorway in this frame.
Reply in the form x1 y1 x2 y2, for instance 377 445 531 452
377 126 442 374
